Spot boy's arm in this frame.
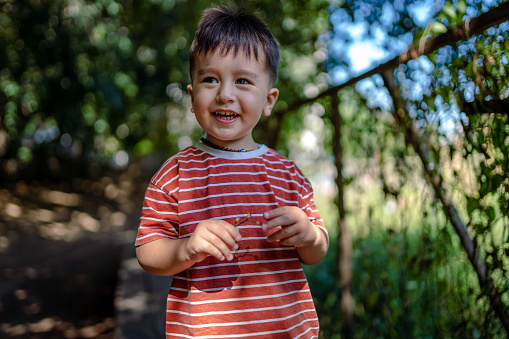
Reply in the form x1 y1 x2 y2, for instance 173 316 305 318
295 225 329 265
136 237 196 276
262 207 329 265
136 219 242 276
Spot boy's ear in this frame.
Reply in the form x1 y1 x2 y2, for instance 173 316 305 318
262 88 279 117
187 84 195 113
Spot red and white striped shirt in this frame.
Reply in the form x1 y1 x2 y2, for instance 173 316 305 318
136 142 326 338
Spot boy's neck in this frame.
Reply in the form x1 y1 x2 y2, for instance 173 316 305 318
200 138 259 153
204 135 258 152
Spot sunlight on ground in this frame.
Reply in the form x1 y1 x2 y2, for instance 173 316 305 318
0 172 139 253
45 190 82 207
0 316 115 338
0 166 148 338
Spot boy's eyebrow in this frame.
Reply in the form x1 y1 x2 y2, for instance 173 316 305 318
196 67 213 77
196 67 260 80
235 70 260 80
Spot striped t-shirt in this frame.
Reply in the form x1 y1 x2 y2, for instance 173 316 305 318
136 142 327 338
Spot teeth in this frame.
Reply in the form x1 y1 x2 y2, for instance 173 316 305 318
214 112 238 120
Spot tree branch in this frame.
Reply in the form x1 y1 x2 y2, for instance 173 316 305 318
381 70 509 335
463 97 509 116
268 1 509 122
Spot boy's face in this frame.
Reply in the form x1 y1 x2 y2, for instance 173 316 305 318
187 49 279 150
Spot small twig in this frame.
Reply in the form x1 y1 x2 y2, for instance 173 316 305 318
234 214 260 227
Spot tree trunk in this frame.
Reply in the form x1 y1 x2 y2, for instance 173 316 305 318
330 94 355 339
382 70 509 336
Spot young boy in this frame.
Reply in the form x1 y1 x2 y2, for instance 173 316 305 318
135 3 329 338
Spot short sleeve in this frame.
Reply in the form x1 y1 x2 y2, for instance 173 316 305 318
299 178 327 235
135 182 179 246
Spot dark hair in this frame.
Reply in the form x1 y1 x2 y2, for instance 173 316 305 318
189 3 280 87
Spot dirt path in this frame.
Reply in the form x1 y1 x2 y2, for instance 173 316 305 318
0 236 120 338
0 172 146 338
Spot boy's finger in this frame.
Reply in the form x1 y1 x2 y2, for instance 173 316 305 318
203 233 235 261
266 227 296 244
262 214 296 231
225 223 242 241
263 207 289 220
208 220 242 243
207 245 228 261
211 222 242 258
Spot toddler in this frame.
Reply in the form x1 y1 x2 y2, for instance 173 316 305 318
135 3 329 338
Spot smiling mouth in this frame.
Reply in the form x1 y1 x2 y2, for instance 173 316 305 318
213 112 239 120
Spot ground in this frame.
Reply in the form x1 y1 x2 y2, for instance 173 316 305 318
0 166 147 339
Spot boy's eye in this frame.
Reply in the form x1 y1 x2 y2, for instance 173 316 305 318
236 78 251 85
202 77 218 83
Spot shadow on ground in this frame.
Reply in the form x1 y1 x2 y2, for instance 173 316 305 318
0 165 168 338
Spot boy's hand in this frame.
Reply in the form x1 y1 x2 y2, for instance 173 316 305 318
262 207 321 248
185 219 242 263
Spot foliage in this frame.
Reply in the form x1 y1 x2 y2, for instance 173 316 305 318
326 0 421 85
303 0 509 337
305 83 506 335
391 0 509 331
308 215 507 339
0 0 330 180
303 84 503 338
1 0 195 179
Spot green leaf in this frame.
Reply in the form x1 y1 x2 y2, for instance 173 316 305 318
442 6 457 21
466 197 480 214
440 227 452 246
430 22 448 34
473 223 485 234
134 139 154 156
456 0 467 15
491 174 504 191
486 206 496 221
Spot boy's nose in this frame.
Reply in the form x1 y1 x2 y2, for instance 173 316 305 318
216 83 235 103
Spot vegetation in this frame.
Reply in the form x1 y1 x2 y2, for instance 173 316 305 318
1 0 508 338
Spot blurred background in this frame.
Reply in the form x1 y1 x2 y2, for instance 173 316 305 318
1 0 508 338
